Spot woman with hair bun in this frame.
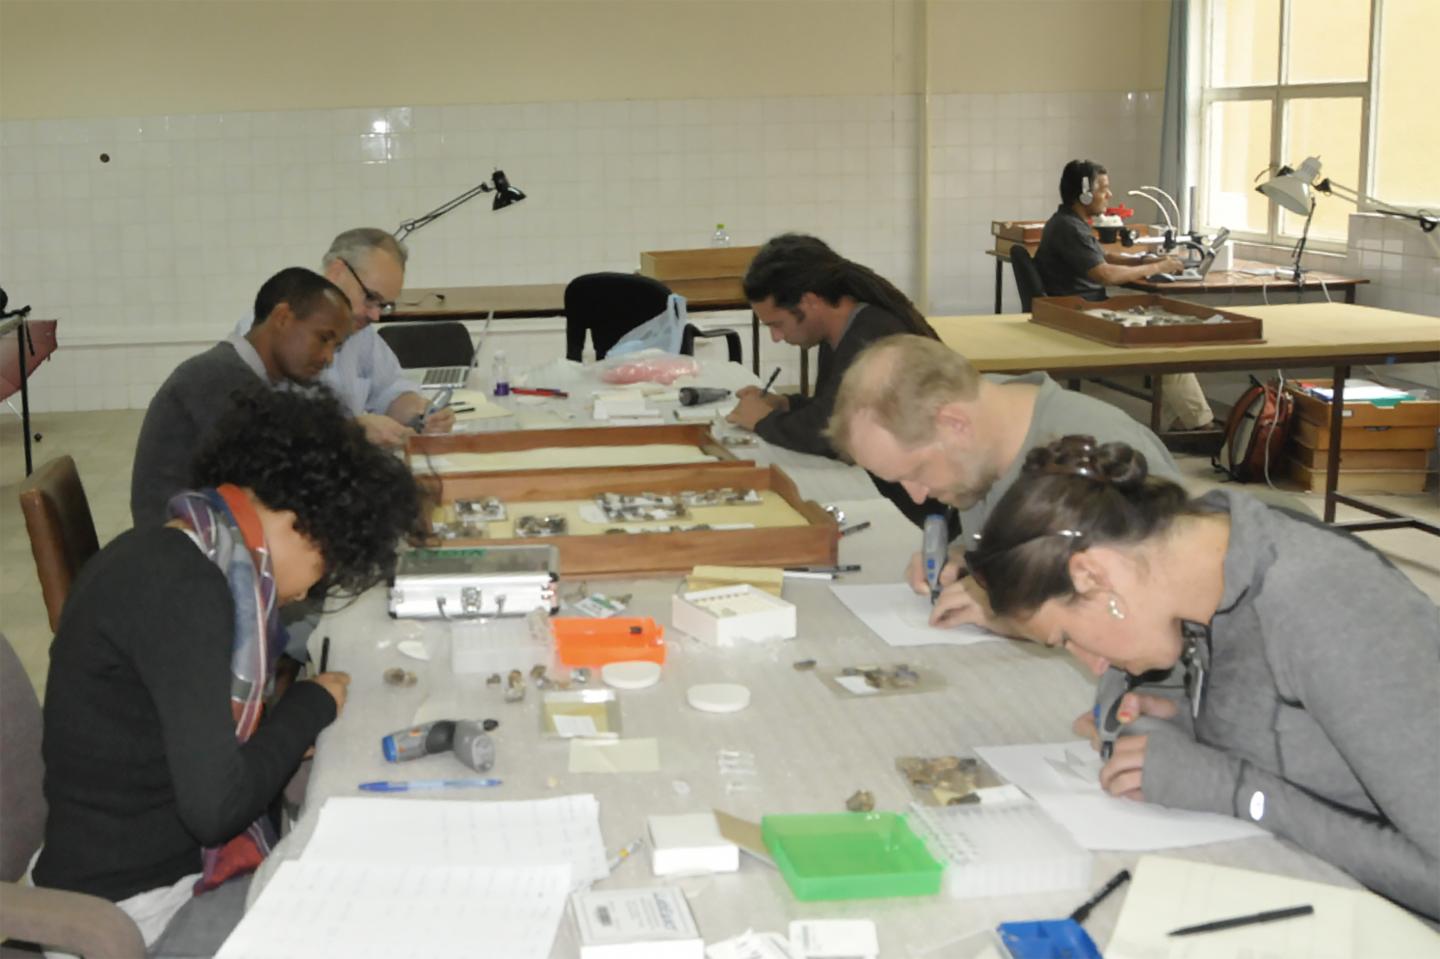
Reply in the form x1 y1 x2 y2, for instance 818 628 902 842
966 435 1439 919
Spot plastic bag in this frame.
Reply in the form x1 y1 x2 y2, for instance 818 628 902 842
598 349 700 385
607 293 688 357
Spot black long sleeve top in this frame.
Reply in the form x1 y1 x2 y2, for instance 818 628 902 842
34 527 336 902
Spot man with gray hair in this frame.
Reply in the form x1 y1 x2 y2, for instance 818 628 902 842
270 228 454 447
317 228 454 446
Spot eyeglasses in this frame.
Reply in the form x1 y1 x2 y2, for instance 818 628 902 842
338 258 395 317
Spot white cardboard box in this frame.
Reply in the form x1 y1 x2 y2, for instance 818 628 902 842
671 585 797 646
572 886 704 959
648 812 740 877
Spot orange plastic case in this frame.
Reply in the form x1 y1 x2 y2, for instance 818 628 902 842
551 617 666 667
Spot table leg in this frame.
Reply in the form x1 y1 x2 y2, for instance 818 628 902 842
1323 364 1348 523
994 260 1003 314
751 309 760 375
19 320 33 476
1149 373 1164 433
1345 286 1357 305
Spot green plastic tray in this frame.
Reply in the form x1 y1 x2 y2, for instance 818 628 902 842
761 812 943 901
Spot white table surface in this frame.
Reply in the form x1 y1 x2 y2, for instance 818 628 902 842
246 362 1362 956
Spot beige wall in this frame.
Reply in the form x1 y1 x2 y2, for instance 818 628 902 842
0 0 1168 119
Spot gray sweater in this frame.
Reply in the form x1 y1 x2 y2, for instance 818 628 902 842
1133 489 1440 918
130 340 269 527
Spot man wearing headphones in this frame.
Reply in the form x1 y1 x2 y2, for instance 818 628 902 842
1036 159 1183 296
1035 159 1214 431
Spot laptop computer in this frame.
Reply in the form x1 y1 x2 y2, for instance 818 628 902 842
1152 227 1230 282
415 313 492 390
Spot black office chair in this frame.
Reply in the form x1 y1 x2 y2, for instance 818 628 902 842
1009 247 1047 313
563 273 742 363
376 321 475 369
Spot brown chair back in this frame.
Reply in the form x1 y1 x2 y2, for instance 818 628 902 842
18 456 100 633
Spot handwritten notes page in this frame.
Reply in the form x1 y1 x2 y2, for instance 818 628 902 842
829 583 1001 648
218 862 570 959
302 794 609 886
974 742 1266 851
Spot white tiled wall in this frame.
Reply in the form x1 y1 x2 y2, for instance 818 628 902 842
1 91 1162 413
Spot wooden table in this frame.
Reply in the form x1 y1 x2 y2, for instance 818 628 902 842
932 302 1440 533
986 248 1368 313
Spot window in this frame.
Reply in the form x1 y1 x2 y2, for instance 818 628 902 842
1199 0 1439 248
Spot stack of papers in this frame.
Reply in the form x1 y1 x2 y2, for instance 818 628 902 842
593 389 664 424
830 583 1001 648
974 742 1266 851
218 795 608 959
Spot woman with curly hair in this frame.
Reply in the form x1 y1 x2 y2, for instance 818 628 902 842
33 390 425 953
965 435 1439 919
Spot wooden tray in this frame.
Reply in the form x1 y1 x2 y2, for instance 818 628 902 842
991 220 1047 243
1030 294 1264 347
1285 379 1440 430
421 463 839 578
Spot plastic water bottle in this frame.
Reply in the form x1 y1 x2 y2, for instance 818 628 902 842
711 223 731 248
491 350 510 397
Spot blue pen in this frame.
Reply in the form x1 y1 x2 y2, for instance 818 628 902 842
359 778 502 792
922 514 949 605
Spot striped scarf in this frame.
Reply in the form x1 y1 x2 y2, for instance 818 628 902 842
168 484 284 894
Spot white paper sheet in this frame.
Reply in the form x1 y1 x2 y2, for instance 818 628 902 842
569 737 661 773
217 861 570 959
829 583 1002 647
303 794 609 886
1107 856 1440 959
975 741 1267 851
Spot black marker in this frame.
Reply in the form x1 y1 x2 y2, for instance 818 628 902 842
319 636 330 674
759 367 781 396
1068 868 1131 925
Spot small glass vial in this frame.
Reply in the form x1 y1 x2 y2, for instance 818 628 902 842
491 350 510 396
711 223 731 247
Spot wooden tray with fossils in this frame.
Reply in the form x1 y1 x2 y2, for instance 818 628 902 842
1030 294 1264 347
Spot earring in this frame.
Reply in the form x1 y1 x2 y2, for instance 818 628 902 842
1107 595 1126 621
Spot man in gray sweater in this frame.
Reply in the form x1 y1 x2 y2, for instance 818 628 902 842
129 268 352 527
827 334 1178 632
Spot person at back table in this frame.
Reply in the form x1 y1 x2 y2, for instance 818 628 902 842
1035 159 1215 431
826 334 1179 634
965 435 1439 920
725 233 949 526
130 267 352 528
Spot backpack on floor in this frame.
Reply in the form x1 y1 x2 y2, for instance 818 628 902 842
1213 377 1295 483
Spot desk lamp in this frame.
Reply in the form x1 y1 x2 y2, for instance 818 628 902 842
1257 156 1440 280
394 169 526 242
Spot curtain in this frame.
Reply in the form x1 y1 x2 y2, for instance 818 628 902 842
1158 0 1190 230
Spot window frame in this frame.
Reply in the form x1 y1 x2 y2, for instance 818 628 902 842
1198 0 1382 251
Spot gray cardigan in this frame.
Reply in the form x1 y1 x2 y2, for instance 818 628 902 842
1129 489 1440 918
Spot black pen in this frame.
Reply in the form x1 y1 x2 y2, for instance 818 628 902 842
1169 904 1314 937
839 521 872 537
319 636 330 674
760 367 781 395
784 565 860 573
1068 868 1131 925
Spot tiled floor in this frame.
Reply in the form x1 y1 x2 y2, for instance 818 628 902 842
3 398 1437 701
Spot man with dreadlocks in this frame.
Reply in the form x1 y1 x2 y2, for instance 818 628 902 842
727 233 939 454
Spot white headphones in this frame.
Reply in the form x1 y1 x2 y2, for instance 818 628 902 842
1079 175 1093 205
